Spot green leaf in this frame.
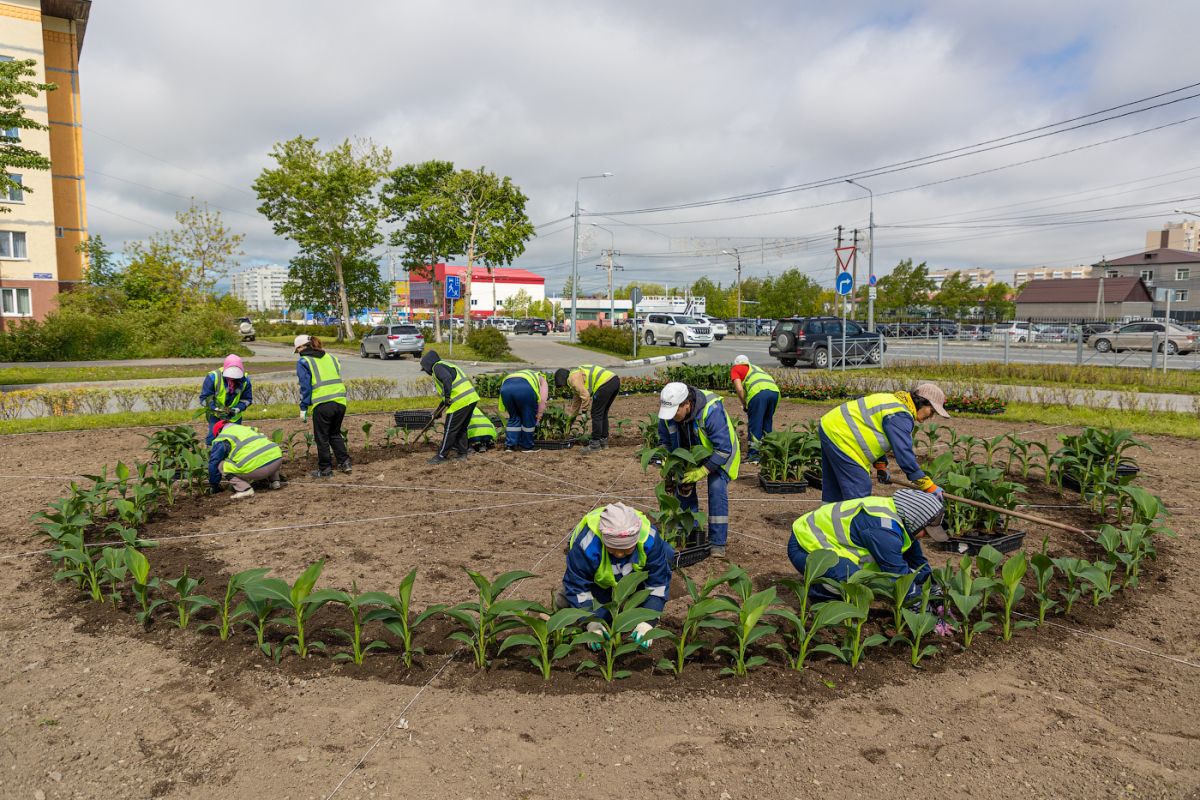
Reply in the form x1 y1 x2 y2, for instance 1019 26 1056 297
497 633 540 655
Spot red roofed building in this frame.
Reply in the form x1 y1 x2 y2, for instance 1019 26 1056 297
406 264 546 319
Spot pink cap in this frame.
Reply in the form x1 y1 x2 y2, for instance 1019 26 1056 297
222 354 245 380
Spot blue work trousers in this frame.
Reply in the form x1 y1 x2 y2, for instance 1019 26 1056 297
787 533 932 600
677 469 730 546
746 390 779 459
819 427 874 503
500 379 538 449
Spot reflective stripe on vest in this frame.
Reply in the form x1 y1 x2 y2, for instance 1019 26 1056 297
468 408 496 440
209 368 246 422
569 507 654 590
571 365 616 395
214 423 282 476
742 364 779 405
820 392 911 470
791 497 909 566
435 360 481 413
697 391 741 481
302 354 347 407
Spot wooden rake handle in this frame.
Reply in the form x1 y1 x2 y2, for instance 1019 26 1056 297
891 478 1088 537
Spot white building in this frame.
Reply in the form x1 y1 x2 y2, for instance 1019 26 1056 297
230 265 288 312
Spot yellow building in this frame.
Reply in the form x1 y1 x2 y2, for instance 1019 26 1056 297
0 0 89 327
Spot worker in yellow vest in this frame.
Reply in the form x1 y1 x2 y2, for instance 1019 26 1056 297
818 383 951 503
789 490 949 601
295 334 350 479
498 368 548 452
207 420 285 500
467 407 498 452
199 354 254 445
554 364 620 451
730 355 780 464
421 350 481 464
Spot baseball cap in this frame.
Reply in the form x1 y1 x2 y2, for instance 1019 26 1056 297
914 383 951 418
658 382 689 420
223 366 244 379
293 334 311 351
893 488 950 542
733 354 750 365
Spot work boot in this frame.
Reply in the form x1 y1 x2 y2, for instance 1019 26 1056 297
504 444 516 452
269 480 282 490
586 440 603 452
338 461 353 474
600 438 609 449
452 450 470 460
310 468 333 478
710 545 727 559
427 455 448 465
519 446 540 453
231 488 255 500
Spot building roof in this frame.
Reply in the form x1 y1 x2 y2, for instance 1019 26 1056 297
1098 248 1200 267
1014 277 1152 304
42 0 91 55
408 264 545 285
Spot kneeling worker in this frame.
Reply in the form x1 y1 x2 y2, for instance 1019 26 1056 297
420 350 481 464
818 383 951 503
730 354 780 464
555 502 674 650
207 420 284 500
467 407 498 452
789 489 948 600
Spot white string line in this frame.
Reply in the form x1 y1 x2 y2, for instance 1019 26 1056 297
1011 612 1200 669
322 448 639 800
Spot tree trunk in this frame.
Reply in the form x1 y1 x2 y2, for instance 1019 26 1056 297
333 253 355 342
462 221 479 332
427 251 443 343
490 266 497 320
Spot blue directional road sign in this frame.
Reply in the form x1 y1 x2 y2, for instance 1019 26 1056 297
836 272 854 296
445 275 462 299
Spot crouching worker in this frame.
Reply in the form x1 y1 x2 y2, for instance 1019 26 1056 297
467 407 498 452
788 489 948 601
207 420 284 500
554 502 675 651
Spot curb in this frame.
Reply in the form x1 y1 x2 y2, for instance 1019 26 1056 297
622 350 695 367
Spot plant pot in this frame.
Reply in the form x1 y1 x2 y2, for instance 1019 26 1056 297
535 439 575 450
804 471 823 490
1058 461 1139 492
393 410 435 429
758 474 807 494
936 530 1026 556
673 527 711 569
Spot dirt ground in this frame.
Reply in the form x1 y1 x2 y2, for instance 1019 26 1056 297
1 396 1198 800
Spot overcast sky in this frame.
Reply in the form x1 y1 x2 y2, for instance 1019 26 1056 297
79 1 1200 295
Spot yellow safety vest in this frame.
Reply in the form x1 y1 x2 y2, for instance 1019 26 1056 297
435 360 481 413
207 368 246 423
696 391 741 480
791 497 912 566
498 369 542 416
569 507 654 589
301 353 347 408
819 392 915 470
468 408 496 441
214 423 282 476
741 364 780 405
570 364 616 395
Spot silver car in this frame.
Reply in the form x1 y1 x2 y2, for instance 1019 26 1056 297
360 324 424 359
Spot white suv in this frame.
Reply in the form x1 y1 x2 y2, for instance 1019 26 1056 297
696 316 727 340
486 317 517 332
642 313 714 348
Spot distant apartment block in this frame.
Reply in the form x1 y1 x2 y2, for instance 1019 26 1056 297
1146 220 1200 253
1013 265 1092 284
230 265 288 312
927 268 995 289
1096 248 1200 314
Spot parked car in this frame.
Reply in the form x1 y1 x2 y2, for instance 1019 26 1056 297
992 321 1035 343
695 316 728 340
360 324 424 359
485 317 517 332
1034 323 1081 343
513 318 550 335
768 316 886 368
641 313 714 348
956 324 987 341
236 317 256 342
1091 321 1198 355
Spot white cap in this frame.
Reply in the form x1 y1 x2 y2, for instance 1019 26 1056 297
223 366 244 379
733 354 750 365
293 334 311 351
658 382 689 420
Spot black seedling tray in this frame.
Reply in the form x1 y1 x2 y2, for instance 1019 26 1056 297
393 410 435 429
535 439 575 450
673 528 711 569
937 530 1026 556
1059 462 1139 493
805 472 823 490
758 475 807 494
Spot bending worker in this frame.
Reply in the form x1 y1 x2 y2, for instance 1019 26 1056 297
657 381 740 559
818 382 951 503
207 420 284 500
730 354 780 464
498 368 548 452
788 489 948 600
199 354 253 444
554 364 620 451
295 334 351 478
420 350 481 464
554 501 674 651
467 407 498 452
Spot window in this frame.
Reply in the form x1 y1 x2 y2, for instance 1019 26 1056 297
0 230 26 259
1071 270 1085 278
1105 269 1119 278
1177 268 1191 281
1140 269 1155 282
1176 290 1189 302
0 287 30 316
845 321 864 336
1052 271 1064 278
370 326 385 335
3 174 21 202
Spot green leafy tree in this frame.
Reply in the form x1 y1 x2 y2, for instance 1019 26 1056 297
690 276 732 318
76 234 121 289
0 58 53 208
615 281 667 299
504 287 533 317
980 282 1015 322
253 136 392 340
123 239 194 311
758 269 823 318
874 259 935 317
168 200 244 291
934 271 981 319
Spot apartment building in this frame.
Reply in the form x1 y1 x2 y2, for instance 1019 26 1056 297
927 267 995 289
230 265 289 312
1013 265 1092 284
0 0 90 328
1145 220 1200 253
1096 248 1200 314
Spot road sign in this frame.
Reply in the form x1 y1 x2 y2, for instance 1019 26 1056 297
835 246 856 273
630 287 642 307
445 275 461 299
869 274 877 286
836 272 854 296
868 287 877 300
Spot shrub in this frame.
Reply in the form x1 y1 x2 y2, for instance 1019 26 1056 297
579 326 635 357
0 389 34 420
346 378 397 402
465 326 512 361
111 388 140 413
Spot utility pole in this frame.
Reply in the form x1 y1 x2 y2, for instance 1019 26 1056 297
835 225 844 318
597 250 624 327
721 247 744 318
850 229 859 321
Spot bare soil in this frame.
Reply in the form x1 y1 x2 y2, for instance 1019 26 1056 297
2 397 1199 799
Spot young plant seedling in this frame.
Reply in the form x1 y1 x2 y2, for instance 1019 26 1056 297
498 606 593 680
1051 556 1089 615
124 546 167 628
945 555 994 648
778 548 841 628
1079 560 1120 606
163 567 216 629
657 566 743 676
574 571 670 682
361 421 374 450
363 568 445 669
771 598 862 672
312 582 394 665
879 570 920 638
996 552 1033 640
1029 540 1058 625
443 569 537 669
889 581 940 667
251 560 331 658
709 569 781 677
235 592 278 651
98 547 128 605
811 581 885 667
201 568 271 641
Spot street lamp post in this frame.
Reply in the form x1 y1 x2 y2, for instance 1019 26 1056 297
846 179 875 332
571 172 613 342
721 248 743 318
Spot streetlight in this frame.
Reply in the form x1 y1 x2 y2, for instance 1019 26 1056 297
571 172 613 342
846 179 875 332
721 248 743 318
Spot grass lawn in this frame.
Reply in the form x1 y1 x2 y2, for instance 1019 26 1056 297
0 363 297 386
566 342 679 361
880 360 1200 396
263 336 523 363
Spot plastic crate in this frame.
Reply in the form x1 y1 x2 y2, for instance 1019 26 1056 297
937 530 1026 556
1059 462 1139 493
758 475 807 494
673 528 712 569
393 410 435 429
535 439 575 451
805 472 823 490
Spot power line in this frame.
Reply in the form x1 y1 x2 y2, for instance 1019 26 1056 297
84 126 256 197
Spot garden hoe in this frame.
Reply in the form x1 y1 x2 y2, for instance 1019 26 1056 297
415 401 447 441
890 477 1089 538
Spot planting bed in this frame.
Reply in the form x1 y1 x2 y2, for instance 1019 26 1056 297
2 397 1200 799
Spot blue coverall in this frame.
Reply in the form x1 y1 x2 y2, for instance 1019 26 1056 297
199 373 253 445
788 508 932 600
658 387 736 547
561 525 675 622
820 411 926 503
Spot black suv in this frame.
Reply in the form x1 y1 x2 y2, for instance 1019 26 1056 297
768 317 885 368
514 318 549 335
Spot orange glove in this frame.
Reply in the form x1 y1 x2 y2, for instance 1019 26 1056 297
914 476 943 496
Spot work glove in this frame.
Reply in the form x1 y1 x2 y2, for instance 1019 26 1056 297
682 466 709 485
585 621 609 652
632 622 654 652
914 476 944 497
300 409 308 422
874 460 890 484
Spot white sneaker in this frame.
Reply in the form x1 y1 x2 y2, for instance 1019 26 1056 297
231 488 255 499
